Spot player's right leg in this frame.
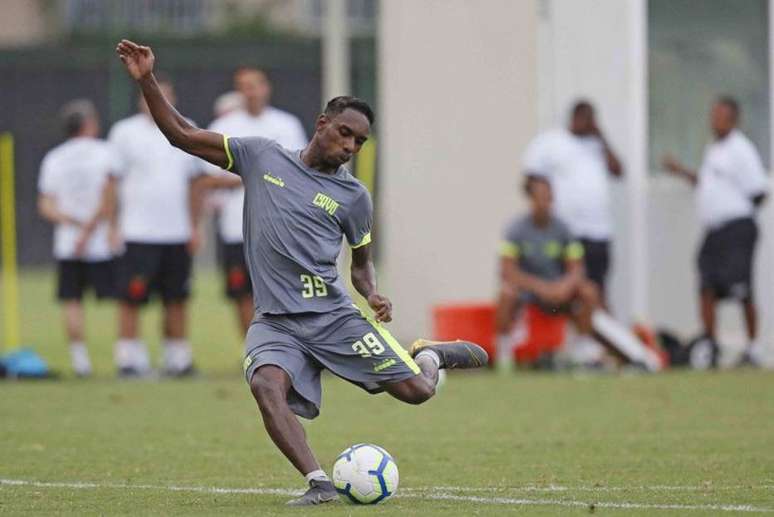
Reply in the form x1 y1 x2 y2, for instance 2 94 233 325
57 261 91 377
243 318 337 506
114 243 156 376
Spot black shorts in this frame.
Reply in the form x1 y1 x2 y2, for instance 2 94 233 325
57 259 116 301
117 242 192 305
579 238 610 290
698 217 758 300
219 242 252 299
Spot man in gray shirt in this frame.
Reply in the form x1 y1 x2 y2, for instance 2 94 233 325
116 39 487 506
496 176 602 367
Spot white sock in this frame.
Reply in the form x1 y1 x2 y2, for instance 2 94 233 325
70 342 92 376
416 349 440 368
132 341 151 372
304 469 329 483
114 339 136 369
496 334 513 363
163 339 192 373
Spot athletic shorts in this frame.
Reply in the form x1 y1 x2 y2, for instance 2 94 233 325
579 238 610 291
243 305 421 420
116 242 192 305
219 242 252 299
698 217 758 300
57 259 116 301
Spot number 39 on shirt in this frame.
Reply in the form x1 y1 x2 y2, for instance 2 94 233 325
300 274 328 298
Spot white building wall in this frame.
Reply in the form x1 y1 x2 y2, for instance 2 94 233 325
537 0 648 323
378 0 538 340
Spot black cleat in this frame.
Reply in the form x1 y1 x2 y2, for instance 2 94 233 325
409 339 489 369
286 479 338 506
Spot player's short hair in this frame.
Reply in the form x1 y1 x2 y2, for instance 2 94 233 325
324 96 375 125
523 174 551 195
59 99 97 137
571 99 594 117
234 66 269 82
716 95 740 120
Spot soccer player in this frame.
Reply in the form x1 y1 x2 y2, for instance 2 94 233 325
496 176 602 367
38 99 118 377
106 75 207 377
663 97 768 367
116 39 487 505
522 101 623 299
203 67 308 334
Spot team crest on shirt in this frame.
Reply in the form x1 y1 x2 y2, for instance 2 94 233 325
312 192 340 216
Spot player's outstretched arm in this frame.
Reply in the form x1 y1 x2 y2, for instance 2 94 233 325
115 40 229 170
351 244 392 322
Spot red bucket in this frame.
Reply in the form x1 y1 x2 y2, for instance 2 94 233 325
432 303 496 364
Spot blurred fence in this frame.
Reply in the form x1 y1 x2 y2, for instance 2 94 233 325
0 36 375 266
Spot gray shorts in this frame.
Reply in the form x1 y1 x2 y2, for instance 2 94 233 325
243 305 420 419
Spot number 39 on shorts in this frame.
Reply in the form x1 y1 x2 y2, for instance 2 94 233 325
300 274 328 298
352 332 385 358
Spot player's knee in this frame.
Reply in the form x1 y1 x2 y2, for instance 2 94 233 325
249 370 287 412
406 378 435 405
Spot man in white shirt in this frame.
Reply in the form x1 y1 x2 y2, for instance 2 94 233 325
38 99 118 377
107 77 206 377
201 67 307 334
522 101 623 299
664 97 768 367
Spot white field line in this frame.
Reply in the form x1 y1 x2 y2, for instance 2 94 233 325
1 478 772 513
407 484 774 493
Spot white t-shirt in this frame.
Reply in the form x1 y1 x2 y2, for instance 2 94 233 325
207 107 307 243
38 137 118 261
108 114 204 243
697 129 768 229
522 129 613 240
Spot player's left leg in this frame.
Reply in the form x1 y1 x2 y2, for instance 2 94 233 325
160 244 194 376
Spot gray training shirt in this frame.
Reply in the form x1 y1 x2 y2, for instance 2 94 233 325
225 136 372 315
500 215 584 281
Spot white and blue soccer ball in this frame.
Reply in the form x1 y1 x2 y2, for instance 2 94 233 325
332 443 399 504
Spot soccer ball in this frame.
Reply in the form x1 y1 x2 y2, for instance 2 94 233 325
332 443 399 504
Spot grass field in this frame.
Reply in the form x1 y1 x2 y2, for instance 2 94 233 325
2 270 774 515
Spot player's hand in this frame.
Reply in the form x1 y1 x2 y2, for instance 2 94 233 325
367 293 393 323
661 154 683 175
74 226 94 257
187 226 204 255
116 39 155 80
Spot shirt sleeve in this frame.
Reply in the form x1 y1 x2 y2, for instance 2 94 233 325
224 135 275 176
106 125 129 178
499 219 521 259
342 189 373 248
557 221 584 260
38 154 57 194
733 140 768 197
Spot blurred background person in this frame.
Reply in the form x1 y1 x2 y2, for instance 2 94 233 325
496 176 601 369
663 97 768 367
106 76 207 377
522 100 623 302
37 99 118 377
200 67 307 335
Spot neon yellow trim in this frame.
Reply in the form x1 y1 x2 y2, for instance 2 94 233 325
0 132 20 348
499 241 519 258
565 241 585 260
355 305 421 375
223 134 234 171
351 232 372 249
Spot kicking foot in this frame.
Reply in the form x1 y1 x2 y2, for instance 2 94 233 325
286 479 338 506
409 339 489 369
